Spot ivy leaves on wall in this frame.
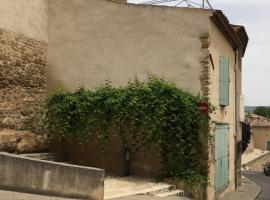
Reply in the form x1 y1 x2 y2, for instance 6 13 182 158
44 76 213 189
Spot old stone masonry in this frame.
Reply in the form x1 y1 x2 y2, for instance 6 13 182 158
0 28 47 134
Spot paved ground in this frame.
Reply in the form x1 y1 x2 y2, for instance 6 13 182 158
104 176 172 199
221 177 261 200
243 171 270 200
0 191 191 200
111 195 192 200
0 176 190 200
0 190 77 200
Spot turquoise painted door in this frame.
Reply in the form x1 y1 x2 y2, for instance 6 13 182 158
215 124 229 192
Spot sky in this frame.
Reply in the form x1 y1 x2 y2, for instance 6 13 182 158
128 0 270 106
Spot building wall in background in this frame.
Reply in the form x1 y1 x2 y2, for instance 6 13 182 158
253 126 270 150
47 0 212 186
46 1 245 199
47 0 211 93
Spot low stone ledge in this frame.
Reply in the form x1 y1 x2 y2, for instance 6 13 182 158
243 152 270 172
0 152 104 200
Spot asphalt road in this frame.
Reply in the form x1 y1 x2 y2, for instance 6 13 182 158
243 171 270 200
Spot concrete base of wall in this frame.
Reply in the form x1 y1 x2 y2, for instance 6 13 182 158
0 152 104 200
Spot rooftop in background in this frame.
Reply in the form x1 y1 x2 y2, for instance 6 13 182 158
245 113 270 127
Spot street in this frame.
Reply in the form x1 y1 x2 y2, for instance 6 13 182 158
243 171 270 200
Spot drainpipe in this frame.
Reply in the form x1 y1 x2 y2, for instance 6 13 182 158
234 48 243 188
234 50 237 189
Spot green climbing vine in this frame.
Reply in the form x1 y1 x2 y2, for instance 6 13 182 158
44 76 214 193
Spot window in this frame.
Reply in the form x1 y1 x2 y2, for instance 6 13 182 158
219 56 229 106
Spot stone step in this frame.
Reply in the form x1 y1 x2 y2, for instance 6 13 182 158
104 182 176 199
141 184 176 195
155 189 185 197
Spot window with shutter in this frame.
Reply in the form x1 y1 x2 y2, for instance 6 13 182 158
219 56 229 106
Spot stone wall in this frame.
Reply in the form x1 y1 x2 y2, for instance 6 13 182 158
0 29 47 133
243 152 270 172
0 129 47 154
252 126 270 150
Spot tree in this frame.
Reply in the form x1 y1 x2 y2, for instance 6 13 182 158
242 121 251 153
254 106 270 119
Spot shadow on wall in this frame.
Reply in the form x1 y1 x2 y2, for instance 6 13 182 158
51 134 162 177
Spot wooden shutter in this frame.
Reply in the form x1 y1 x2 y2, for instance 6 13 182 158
219 56 229 106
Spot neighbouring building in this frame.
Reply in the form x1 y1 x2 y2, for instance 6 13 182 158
46 1 248 200
246 113 270 151
0 0 248 199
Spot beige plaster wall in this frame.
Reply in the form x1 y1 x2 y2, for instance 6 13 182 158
208 20 238 199
253 127 270 150
47 0 211 93
46 1 242 199
51 135 162 177
0 0 48 42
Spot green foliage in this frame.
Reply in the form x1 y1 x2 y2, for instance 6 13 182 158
44 76 213 191
254 106 270 119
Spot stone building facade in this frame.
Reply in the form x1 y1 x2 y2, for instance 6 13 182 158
246 113 270 151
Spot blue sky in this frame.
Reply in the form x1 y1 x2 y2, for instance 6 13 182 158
128 0 270 106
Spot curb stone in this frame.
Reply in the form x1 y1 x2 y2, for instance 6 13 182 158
220 176 262 200
254 186 262 200
243 176 262 200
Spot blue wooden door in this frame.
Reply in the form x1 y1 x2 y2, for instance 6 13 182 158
215 124 229 192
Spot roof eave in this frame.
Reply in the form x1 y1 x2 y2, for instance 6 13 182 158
211 10 249 57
